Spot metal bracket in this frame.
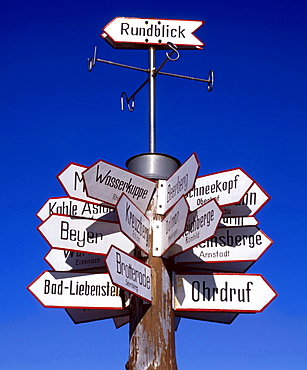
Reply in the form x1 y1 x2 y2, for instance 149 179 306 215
87 43 214 112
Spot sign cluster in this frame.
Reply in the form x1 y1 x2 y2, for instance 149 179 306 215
28 152 276 326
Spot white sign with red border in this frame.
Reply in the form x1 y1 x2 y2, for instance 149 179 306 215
174 226 273 264
38 214 134 256
219 216 258 228
186 168 254 211
28 271 124 309
57 163 101 204
83 159 156 213
222 182 271 217
173 273 277 312
45 249 106 271
66 308 129 324
106 246 152 302
153 196 189 256
175 311 238 325
116 194 150 255
101 17 204 49
166 199 223 258
37 196 117 222
157 153 200 215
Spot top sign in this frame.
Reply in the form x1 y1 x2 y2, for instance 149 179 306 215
157 153 200 215
83 159 156 214
101 17 205 50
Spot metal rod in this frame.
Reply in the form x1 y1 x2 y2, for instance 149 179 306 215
155 70 210 83
96 58 148 73
148 47 156 153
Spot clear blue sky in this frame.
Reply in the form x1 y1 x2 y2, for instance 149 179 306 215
1 0 306 369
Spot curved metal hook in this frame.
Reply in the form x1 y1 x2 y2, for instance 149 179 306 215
166 42 180 61
207 70 214 92
87 46 97 72
120 92 135 112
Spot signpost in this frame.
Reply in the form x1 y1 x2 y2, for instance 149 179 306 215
106 245 152 302
173 273 277 312
186 168 254 211
101 17 205 50
28 271 125 309
37 196 117 222
38 214 134 255
116 193 150 255
166 199 223 257
28 17 277 370
83 159 156 213
157 153 200 215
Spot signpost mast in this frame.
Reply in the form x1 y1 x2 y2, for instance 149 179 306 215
28 17 277 370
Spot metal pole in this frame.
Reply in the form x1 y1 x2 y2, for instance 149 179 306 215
148 47 156 153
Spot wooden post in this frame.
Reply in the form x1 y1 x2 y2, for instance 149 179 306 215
126 190 178 370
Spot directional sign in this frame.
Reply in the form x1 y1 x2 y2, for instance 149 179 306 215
166 199 223 258
222 182 271 217
157 153 200 215
175 311 239 325
37 196 117 222
57 163 103 204
116 194 150 255
45 249 106 271
66 308 129 324
219 216 258 228
173 273 277 312
106 246 152 302
174 226 273 264
153 196 189 256
28 271 125 309
38 214 134 255
83 159 156 213
186 168 254 211
101 17 204 50
174 261 255 273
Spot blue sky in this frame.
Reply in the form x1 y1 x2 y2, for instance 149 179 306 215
1 0 306 369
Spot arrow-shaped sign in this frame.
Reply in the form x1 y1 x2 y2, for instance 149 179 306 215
83 159 156 214
219 216 258 228
186 168 254 211
44 249 106 271
173 273 277 312
116 194 150 255
175 311 239 325
153 196 189 256
28 271 125 309
101 17 204 50
66 308 129 324
157 153 200 215
38 214 134 255
37 196 117 222
174 226 273 264
166 199 223 258
222 182 271 217
106 246 152 302
57 163 103 204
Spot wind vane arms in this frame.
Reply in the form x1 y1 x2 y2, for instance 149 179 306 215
87 43 214 112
